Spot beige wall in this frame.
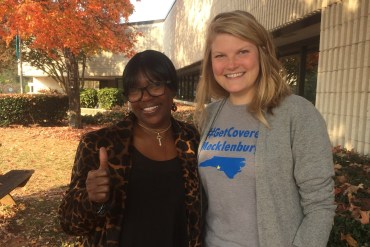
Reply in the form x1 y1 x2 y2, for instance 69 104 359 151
85 21 164 78
317 0 370 154
163 0 213 68
30 77 63 93
22 62 49 77
163 0 341 68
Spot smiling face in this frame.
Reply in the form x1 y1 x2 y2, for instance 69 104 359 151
130 74 174 129
211 33 260 105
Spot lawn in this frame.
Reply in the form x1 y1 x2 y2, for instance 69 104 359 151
0 125 97 246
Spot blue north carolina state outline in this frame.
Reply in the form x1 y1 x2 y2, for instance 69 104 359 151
199 156 246 179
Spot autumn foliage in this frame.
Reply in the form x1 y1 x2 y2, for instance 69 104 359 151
328 146 370 246
0 0 141 128
0 0 137 57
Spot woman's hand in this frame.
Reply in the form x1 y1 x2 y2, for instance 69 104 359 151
86 147 110 203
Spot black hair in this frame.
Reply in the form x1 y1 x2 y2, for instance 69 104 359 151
122 50 178 96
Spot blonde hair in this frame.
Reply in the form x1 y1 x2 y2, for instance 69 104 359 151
194 10 291 131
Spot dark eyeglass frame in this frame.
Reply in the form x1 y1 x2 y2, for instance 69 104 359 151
127 80 171 103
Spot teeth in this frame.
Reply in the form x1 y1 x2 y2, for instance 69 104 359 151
143 105 158 111
225 72 244 78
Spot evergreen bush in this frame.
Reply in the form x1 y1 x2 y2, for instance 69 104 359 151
97 88 124 110
0 94 68 126
82 106 128 125
80 88 98 108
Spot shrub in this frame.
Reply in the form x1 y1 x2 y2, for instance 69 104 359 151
0 94 29 125
81 114 98 125
97 88 124 110
81 106 128 126
172 108 194 124
328 146 370 246
38 88 62 95
80 88 98 108
0 94 68 126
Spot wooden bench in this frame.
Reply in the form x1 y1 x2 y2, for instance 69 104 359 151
0 169 34 206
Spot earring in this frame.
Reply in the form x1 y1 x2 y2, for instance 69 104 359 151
127 102 132 112
171 102 177 112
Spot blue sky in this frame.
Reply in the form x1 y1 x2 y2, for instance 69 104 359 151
129 0 175 22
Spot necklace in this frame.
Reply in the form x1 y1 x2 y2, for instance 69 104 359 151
137 122 172 146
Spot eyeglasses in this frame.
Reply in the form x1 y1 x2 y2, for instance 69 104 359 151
127 81 171 103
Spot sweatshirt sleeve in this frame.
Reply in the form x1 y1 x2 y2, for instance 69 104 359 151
291 99 336 247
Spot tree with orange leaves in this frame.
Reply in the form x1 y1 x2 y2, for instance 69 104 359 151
0 0 138 128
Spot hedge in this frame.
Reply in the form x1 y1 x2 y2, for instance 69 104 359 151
80 88 98 108
0 94 68 126
97 88 124 110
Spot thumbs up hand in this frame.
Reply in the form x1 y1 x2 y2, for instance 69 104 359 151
86 147 111 203
98 146 109 171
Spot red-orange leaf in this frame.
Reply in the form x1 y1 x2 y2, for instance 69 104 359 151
340 233 358 247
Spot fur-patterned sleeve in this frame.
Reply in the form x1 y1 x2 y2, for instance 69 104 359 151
58 131 106 235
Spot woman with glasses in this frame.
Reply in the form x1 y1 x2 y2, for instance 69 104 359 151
58 50 202 247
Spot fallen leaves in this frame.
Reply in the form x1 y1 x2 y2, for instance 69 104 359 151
0 125 83 246
340 233 358 247
332 146 370 246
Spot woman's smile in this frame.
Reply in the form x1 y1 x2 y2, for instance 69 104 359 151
224 72 245 78
142 104 159 113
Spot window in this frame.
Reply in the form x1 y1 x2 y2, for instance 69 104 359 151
279 50 318 104
176 61 201 102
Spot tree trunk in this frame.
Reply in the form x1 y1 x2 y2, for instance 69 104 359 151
80 54 86 89
64 48 82 129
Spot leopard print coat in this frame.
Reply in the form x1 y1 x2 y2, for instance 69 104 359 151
58 114 202 247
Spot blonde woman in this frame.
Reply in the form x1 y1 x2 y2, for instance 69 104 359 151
195 10 335 247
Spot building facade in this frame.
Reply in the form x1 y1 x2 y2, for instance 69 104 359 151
23 0 370 154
